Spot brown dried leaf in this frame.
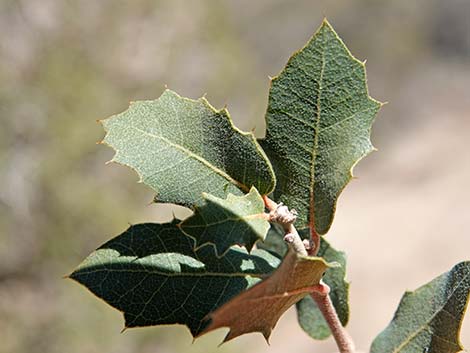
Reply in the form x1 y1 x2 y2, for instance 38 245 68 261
199 250 331 342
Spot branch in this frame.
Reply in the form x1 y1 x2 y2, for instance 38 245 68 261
263 195 355 353
263 196 308 256
311 285 355 353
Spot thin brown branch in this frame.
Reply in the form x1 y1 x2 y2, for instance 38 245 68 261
264 196 307 256
311 284 355 353
263 195 355 353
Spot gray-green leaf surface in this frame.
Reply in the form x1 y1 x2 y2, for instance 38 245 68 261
101 89 275 207
371 261 470 353
179 187 269 257
260 19 382 233
69 221 280 336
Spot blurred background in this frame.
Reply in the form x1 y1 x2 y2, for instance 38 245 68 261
0 0 469 352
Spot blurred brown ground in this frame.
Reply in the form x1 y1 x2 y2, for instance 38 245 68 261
0 1 469 352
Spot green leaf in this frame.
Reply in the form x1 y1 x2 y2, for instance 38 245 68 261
296 238 349 340
101 89 276 207
260 19 382 234
257 227 350 340
200 250 332 342
371 261 470 353
69 220 281 336
179 187 269 257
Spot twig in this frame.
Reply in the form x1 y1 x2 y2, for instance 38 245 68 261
311 285 355 353
263 195 355 353
263 196 307 256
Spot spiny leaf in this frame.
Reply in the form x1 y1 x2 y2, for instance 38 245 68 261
101 89 276 207
296 238 349 340
179 187 270 257
69 221 280 336
258 227 350 340
260 19 382 234
200 250 332 342
370 261 470 353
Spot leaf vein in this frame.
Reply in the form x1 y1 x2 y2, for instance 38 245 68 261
131 126 249 192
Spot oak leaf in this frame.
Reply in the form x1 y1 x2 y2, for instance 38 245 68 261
101 89 275 207
200 250 333 342
69 221 280 336
260 19 382 234
371 261 470 353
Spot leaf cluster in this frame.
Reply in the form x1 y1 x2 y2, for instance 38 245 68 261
70 19 470 352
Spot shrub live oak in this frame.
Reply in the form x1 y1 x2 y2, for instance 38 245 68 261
69 20 470 353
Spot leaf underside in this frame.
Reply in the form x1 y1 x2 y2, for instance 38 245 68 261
179 187 270 257
200 250 331 342
101 89 276 207
370 261 470 353
260 19 382 234
69 221 280 336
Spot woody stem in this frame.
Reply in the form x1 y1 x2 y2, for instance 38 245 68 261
311 285 355 353
262 195 355 353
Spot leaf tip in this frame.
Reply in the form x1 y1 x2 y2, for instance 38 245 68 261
379 100 389 107
199 94 222 115
318 18 339 38
321 17 332 28
220 331 233 346
262 329 272 344
63 272 73 280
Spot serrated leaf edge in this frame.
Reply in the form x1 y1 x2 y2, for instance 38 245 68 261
98 89 276 205
197 254 337 343
262 18 384 233
67 220 279 333
178 187 270 258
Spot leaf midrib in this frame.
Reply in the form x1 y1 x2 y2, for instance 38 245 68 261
308 32 326 231
182 213 266 228
131 125 249 192
75 266 270 278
